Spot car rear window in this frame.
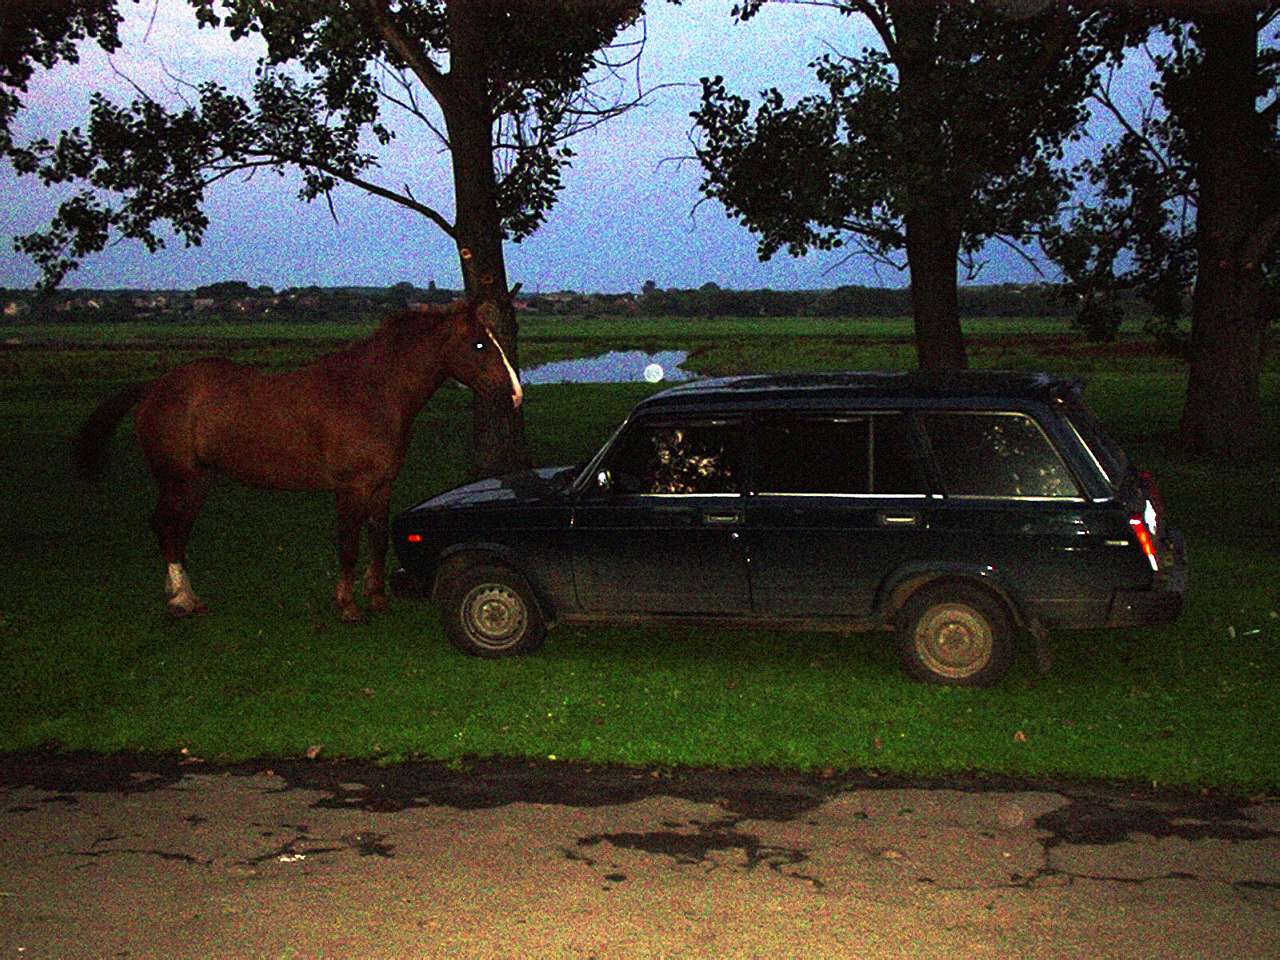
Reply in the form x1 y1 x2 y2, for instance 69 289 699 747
753 413 929 495
919 412 1081 499
1061 398 1130 488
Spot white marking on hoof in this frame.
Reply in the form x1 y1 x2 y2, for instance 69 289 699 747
165 563 203 616
165 563 190 598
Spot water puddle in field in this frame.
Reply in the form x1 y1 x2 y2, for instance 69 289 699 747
521 350 692 385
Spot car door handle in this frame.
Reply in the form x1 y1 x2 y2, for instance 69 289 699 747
878 511 921 527
703 510 742 526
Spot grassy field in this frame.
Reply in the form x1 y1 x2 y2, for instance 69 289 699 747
1 315 1277 789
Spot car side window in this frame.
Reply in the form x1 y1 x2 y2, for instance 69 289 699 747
608 421 743 495
919 412 1081 499
754 413 928 495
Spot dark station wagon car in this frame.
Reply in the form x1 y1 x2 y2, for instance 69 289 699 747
391 372 1188 686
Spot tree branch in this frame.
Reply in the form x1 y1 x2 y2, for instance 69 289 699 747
375 61 450 148
991 232 1046 278
357 0 453 110
210 149 457 238
313 161 456 238
1091 74 1181 186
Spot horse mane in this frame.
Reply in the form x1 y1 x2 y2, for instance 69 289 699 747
364 299 472 357
377 299 470 334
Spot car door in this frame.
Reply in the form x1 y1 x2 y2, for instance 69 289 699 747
745 411 932 618
914 410 1103 626
572 417 752 614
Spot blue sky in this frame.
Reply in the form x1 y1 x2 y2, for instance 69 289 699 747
0 1 1129 293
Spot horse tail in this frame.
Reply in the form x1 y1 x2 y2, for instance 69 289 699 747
72 382 148 479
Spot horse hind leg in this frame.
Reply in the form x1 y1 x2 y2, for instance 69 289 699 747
362 483 393 613
335 488 369 623
152 471 212 617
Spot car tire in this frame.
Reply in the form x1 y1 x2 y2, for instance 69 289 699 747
895 584 1014 687
440 564 546 658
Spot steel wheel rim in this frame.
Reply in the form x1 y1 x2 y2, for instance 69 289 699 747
462 583 528 650
914 602 994 679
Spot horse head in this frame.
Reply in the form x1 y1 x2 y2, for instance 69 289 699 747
436 298 523 410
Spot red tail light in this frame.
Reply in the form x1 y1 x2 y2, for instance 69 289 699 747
406 533 424 543
1129 515 1159 571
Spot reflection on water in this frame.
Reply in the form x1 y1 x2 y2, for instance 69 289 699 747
521 349 692 385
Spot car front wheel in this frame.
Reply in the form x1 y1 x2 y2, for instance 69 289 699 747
895 584 1014 687
440 564 547 658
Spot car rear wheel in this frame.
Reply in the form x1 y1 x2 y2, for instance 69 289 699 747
440 564 546 658
895 584 1014 687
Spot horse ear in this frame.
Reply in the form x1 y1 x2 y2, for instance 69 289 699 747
508 282 523 300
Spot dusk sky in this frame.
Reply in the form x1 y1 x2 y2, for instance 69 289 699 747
0 1 1132 293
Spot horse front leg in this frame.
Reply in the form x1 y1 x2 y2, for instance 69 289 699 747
334 488 368 623
362 482 393 613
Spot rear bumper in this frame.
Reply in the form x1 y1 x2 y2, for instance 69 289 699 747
1105 528 1189 627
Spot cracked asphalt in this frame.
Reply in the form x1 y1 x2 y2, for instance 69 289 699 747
1 753 1277 958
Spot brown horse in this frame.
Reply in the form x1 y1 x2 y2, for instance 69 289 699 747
72 299 522 622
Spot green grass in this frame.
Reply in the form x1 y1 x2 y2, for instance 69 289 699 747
1 320 1277 790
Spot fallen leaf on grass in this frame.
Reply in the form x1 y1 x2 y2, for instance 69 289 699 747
1013 730 1028 743
306 745 322 760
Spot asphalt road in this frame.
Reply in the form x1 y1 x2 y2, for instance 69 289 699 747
2 753 1277 959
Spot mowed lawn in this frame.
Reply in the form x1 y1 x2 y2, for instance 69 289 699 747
0 316 1276 791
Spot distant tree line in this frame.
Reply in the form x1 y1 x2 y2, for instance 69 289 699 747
5 281 1130 324
632 282 1148 320
0 280 463 323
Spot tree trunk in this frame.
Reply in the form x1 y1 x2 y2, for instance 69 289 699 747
891 2 968 372
445 0 531 479
904 210 968 370
1180 11 1270 459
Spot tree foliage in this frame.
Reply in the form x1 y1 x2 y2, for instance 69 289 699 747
694 1 1129 273
7 0 644 288
1045 6 1279 459
0 0 134 153
1045 14 1280 351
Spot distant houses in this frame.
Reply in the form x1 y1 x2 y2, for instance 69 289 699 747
0 280 1090 324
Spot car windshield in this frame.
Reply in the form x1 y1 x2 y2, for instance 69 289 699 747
1062 397 1130 488
574 419 629 491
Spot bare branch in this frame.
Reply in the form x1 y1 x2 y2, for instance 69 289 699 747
375 64 450 148
358 0 453 109
144 0 160 44
1091 77 1180 185
204 149 457 239
990 233 1046 278
107 57 159 105
315 162 456 238
821 238 907 276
